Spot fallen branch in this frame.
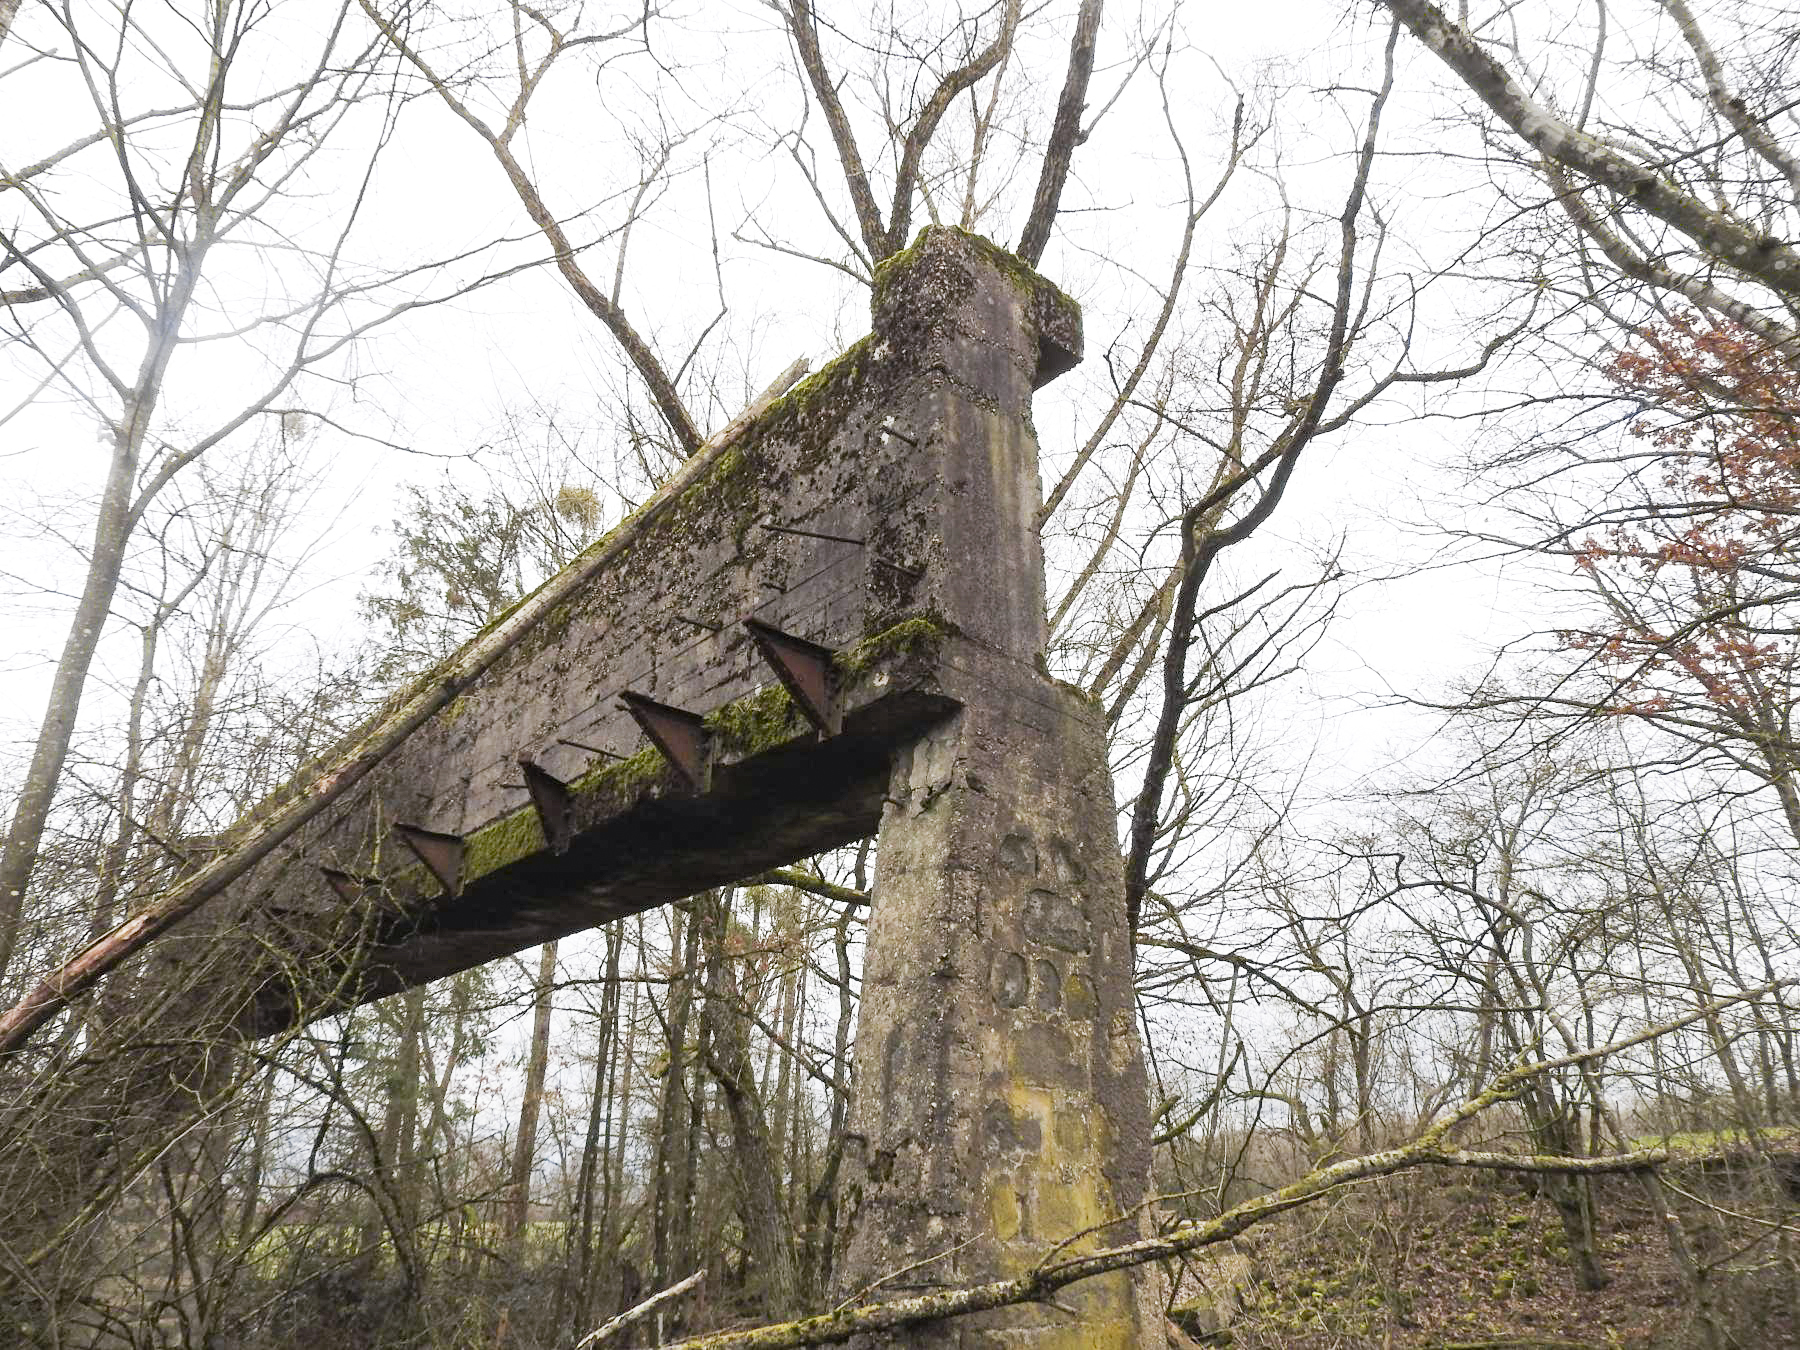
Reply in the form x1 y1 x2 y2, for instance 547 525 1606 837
577 1268 704 1348
653 979 1789 1349
655 1147 1665 1350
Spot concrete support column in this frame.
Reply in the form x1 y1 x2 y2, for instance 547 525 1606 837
834 650 1167 1347
833 227 1167 1347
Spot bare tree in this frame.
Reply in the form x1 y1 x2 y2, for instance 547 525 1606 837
0 0 416 984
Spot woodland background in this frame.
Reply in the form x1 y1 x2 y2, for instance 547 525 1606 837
3 1 1800 1346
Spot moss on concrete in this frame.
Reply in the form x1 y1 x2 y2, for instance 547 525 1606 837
706 682 807 757
568 745 668 806
1050 675 1105 714
509 599 576 662
873 225 1079 334
651 443 756 546
835 613 952 678
751 334 882 466
463 804 546 882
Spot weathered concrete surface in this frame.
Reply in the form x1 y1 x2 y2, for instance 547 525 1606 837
828 235 1168 1345
0 228 1076 1299
835 660 1168 1348
172 226 1084 1035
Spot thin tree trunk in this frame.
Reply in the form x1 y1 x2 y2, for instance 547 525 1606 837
505 940 559 1260
573 922 623 1322
0 205 211 986
652 907 698 1301
1504 1025 1609 1293
769 952 798 1183
803 873 861 1297
680 953 707 1295
0 426 145 984
609 928 641 1307
698 889 801 1317
360 986 424 1272
83 613 166 1032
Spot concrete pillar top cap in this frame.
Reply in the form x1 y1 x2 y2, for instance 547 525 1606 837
871 226 1083 389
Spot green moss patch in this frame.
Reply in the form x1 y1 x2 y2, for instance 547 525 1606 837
705 682 809 757
836 613 952 678
379 615 955 899
462 805 546 882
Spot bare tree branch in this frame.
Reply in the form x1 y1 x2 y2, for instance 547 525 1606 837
1015 0 1101 265
882 0 1021 257
358 1 704 453
1376 0 1800 302
783 1 887 264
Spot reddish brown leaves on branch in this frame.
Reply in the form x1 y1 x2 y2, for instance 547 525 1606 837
1565 313 1800 718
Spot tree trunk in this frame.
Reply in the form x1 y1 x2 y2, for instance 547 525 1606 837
505 940 559 1260
652 907 699 1304
359 986 424 1281
698 889 801 1318
1513 1070 1609 1291
0 424 142 985
608 928 640 1307
572 922 623 1323
0 220 209 986
803 867 861 1298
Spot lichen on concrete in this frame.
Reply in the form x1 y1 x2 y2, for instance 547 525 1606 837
871 226 1083 389
876 224 1078 318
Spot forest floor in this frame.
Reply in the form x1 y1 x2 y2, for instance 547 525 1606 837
1169 1135 1800 1349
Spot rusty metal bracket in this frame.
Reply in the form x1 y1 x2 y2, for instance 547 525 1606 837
391 823 465 897
744 618 840 735
320 868 379 904
519 757 575 855
620 691 712 792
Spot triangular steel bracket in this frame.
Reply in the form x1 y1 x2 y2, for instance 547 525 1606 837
320 867 379 905
744 618 840 735
620 691 712 792
520 757 575 855
391 822 465 897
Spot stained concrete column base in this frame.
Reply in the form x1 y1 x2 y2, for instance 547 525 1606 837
833 643 1172 1348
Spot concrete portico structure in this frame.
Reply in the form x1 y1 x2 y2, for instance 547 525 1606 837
3 227 1171 1345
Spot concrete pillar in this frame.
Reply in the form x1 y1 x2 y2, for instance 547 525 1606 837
835 230 1168 1347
